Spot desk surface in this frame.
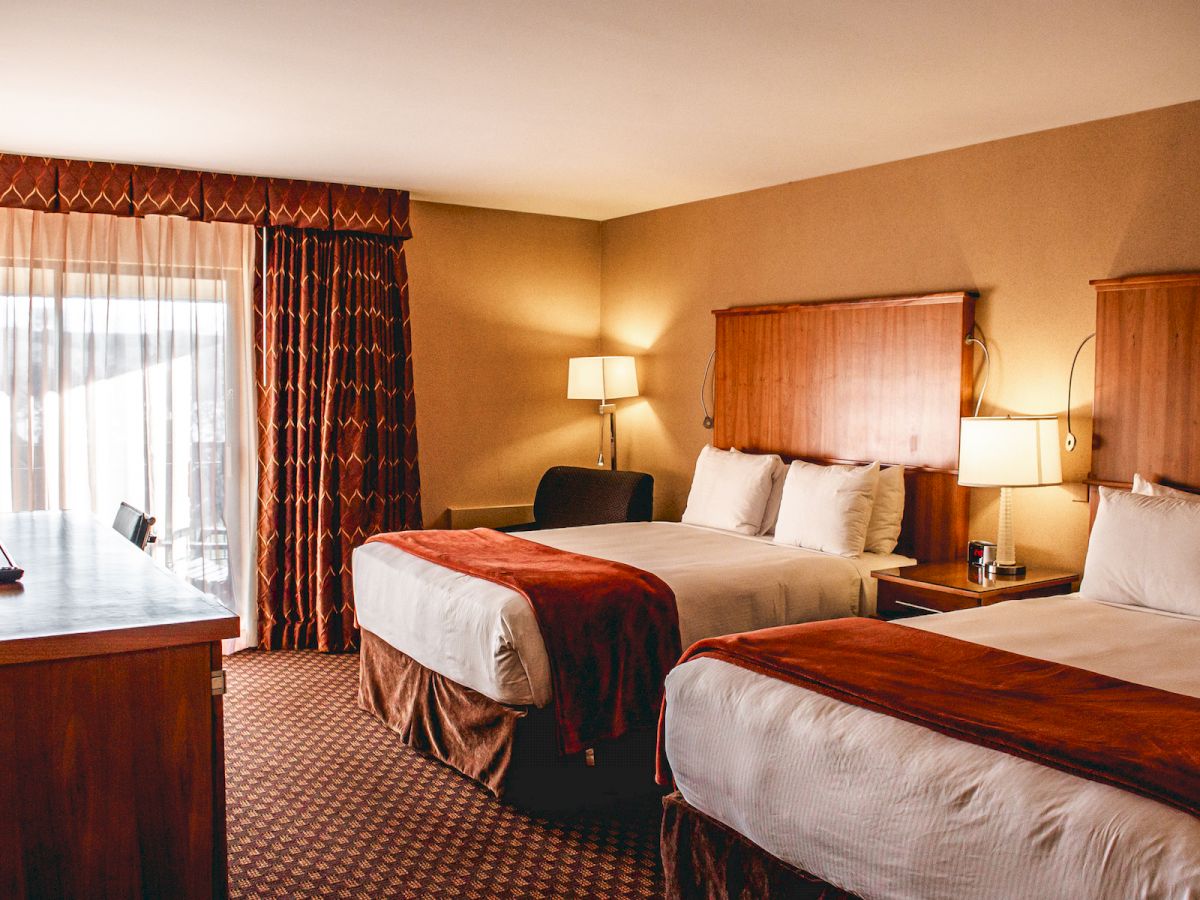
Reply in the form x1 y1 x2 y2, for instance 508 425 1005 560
0 511 238 664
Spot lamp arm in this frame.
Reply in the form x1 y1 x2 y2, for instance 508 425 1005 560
609 409 618 471
596 407 605 467
1065 332 1096 452
964 332 990 418
700 349 715 429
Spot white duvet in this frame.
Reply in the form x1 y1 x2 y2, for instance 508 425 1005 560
663 594 1200 900
352 521 913 707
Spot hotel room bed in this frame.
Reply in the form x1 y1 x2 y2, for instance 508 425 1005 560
660 592 1200 899
353 520 913 799
354 521 914 708
656 272 1200 898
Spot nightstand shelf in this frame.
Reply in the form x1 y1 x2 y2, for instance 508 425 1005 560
873 562 1078 618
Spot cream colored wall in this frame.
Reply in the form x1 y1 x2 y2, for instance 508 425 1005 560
406 201 603 528
599 101 1200 572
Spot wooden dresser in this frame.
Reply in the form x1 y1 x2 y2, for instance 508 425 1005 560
0 512 239 899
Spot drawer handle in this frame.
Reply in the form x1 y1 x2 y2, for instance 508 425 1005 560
895 599 945 615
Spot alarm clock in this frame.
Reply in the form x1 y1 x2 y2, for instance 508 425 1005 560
968 540 996 569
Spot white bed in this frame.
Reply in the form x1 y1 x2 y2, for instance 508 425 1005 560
662 593 1200 900
353 520 913 708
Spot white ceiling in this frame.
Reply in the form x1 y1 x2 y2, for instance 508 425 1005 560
4 1 1200 220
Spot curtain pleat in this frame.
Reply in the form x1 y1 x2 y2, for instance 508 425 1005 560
256 226 421 652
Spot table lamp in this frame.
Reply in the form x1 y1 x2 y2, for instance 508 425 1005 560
568 356 639 470
958 416 1062 576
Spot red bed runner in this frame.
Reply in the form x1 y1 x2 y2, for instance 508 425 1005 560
367 528 680 756
657 617 1200 818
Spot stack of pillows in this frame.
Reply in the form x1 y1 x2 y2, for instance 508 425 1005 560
1081 473 1200 616
680 445 905 557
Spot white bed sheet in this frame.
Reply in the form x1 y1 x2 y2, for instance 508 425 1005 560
663 594 1200 900
352 521 913 707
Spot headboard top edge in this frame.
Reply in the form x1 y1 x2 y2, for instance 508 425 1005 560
713 289 978 318
1090 272 1200 291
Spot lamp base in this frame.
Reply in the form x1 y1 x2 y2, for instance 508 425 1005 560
987 562 1026 578
990 486 1024 578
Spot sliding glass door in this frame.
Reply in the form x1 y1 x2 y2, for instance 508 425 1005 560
0 209 257 648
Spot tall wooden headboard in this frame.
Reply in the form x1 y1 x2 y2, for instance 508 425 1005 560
713 291 976 562
1088 272 1200 504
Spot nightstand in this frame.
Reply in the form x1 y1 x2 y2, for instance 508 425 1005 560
873 562 1078 618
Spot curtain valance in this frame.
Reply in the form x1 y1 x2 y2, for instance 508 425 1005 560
0 153 411 238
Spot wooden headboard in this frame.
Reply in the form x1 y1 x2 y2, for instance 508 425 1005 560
712 291 976 562
1087 272 1200 514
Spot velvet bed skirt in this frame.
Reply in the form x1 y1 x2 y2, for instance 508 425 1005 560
358 628 659 804
661 792 857 900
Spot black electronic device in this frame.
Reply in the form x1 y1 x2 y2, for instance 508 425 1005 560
967 539 996 569
0 539 22 583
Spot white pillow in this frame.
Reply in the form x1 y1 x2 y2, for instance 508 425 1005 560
760 459 788 534
731 449 788 535
773 460 880 557
1080 487 1200 616
681 446 777 535
864 465 906 554
1133 472 1200 503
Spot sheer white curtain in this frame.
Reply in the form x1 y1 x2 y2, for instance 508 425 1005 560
0 208 258 651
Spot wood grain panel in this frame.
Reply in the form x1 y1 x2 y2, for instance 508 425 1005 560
0 643 216 898
897 469 969 563
1090 273 1200 490
714 292 974 468
712 291 976 562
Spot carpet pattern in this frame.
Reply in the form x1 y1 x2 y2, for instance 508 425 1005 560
224 650 663 898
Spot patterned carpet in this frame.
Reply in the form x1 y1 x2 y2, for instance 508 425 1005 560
224 650 664 898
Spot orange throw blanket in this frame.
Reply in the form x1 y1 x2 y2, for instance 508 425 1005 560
658 617 1200 818
367 528 680 756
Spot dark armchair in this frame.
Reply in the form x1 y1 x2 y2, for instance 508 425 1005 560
501 466 654 532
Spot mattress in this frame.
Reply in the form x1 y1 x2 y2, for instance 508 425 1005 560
662 594 1200 900
352 521 913 707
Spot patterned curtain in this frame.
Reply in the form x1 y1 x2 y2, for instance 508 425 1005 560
256 226 421 651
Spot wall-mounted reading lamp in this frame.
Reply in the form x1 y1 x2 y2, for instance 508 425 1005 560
700 349 715 429
568 356 639 470
1064 332 1096 452
965 327 990 417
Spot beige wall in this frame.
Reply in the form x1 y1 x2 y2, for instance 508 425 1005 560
406 201 603 528
599 101 1200 572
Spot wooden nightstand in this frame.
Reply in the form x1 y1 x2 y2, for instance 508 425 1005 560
873 562 1078 618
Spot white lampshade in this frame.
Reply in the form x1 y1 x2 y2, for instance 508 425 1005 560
958 416 1063 487
567 356 639 401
